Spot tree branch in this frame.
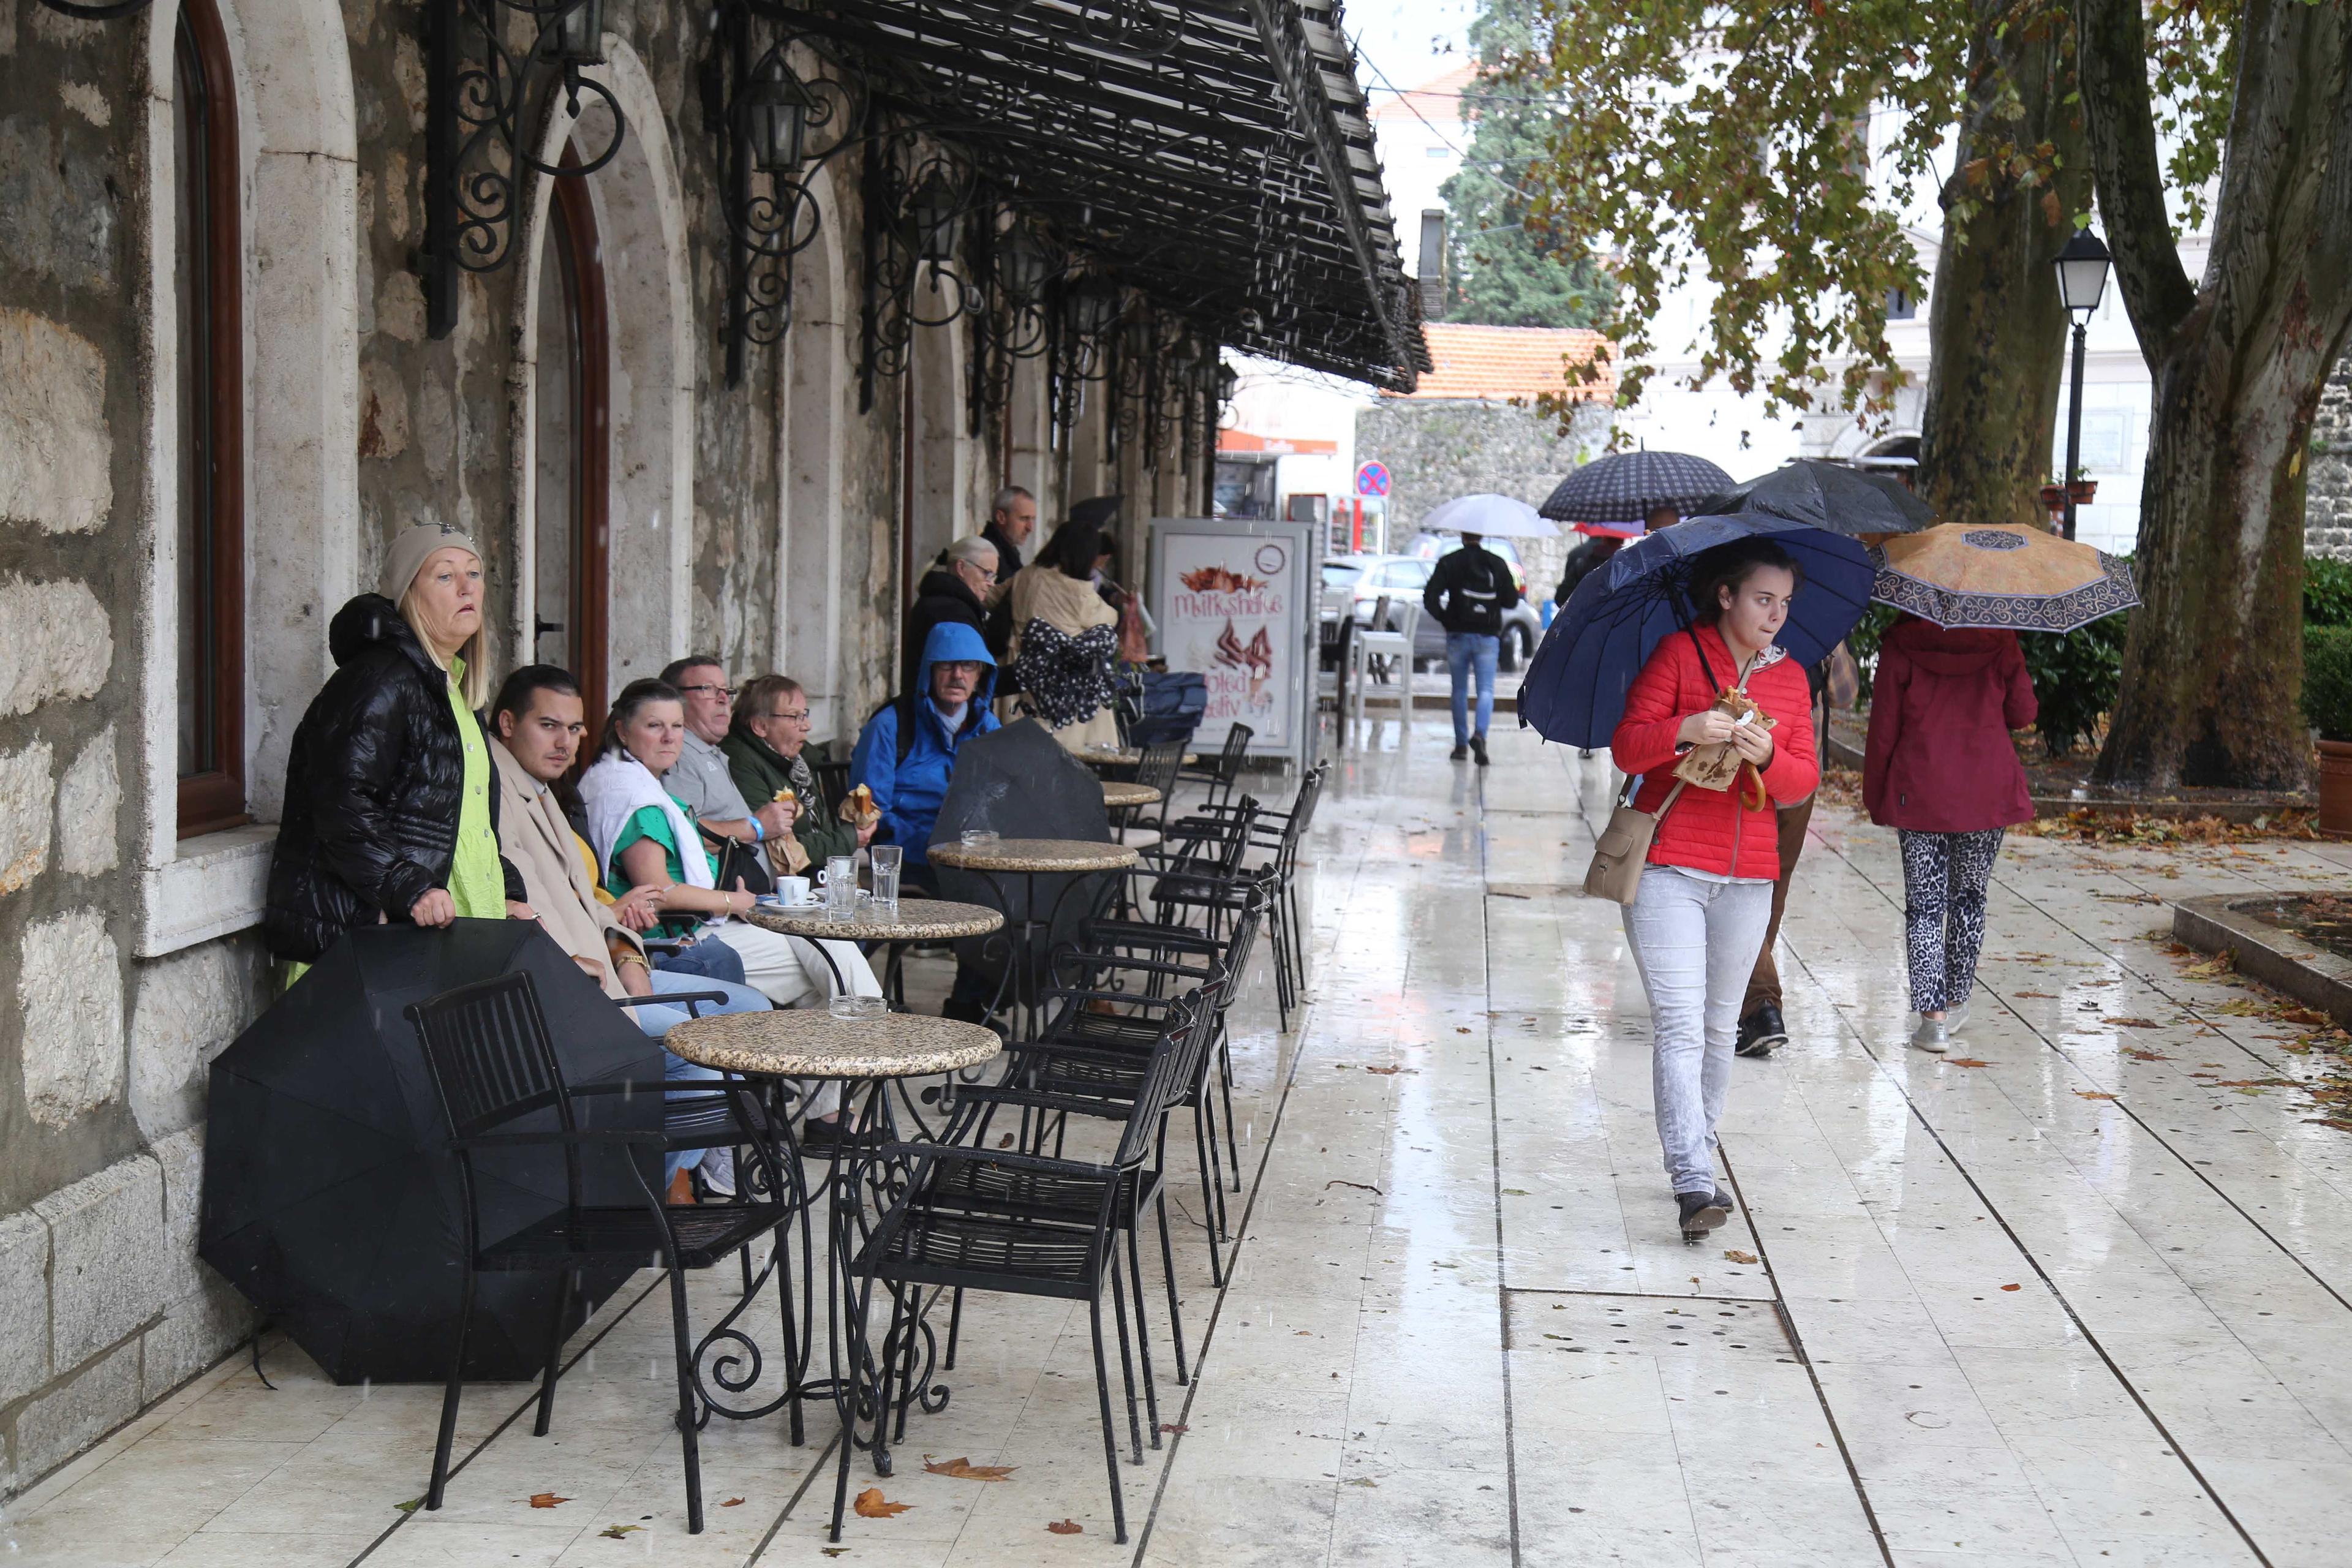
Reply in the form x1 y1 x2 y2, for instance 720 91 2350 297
2073 0 2198 356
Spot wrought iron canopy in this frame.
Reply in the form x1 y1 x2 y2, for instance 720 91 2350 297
796 0 1427 391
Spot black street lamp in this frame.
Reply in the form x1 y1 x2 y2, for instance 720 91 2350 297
742 59 813 175
2052 227 2112 541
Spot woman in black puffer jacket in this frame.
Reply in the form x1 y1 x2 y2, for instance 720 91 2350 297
265 525 524 967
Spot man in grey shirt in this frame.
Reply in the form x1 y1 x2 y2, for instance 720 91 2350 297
658 656 795 847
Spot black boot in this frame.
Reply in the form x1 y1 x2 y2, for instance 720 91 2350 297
1676 1189 1730 1240
1449 742 1469 761
1735 1001 1787 1058
1471 736 1490 766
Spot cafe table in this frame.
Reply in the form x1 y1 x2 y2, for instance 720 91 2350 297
665 1008 1000 1495
924 838 1139 1031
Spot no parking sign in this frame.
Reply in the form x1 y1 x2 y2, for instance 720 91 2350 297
1354 461 1391 498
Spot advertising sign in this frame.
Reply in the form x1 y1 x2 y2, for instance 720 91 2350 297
1148 518 1316 764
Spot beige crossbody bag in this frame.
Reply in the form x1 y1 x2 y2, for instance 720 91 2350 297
1583 776 1688 905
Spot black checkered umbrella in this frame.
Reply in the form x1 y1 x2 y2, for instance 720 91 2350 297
1538 451 1736 524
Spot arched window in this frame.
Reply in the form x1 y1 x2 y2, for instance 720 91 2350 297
532 149 611 722
172 0 246 837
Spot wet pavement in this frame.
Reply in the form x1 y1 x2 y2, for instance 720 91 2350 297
12 714 2352 1566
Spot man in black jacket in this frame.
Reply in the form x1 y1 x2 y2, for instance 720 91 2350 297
1422 532 1523 765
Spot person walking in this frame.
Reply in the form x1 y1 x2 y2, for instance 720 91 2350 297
264 523 527 978
1610 537 1817 1238
1554 532 1623 608
1863 614 2038 1053
1423 531 1522 764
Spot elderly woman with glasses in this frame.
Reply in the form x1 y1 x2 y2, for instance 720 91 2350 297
723 674 874 870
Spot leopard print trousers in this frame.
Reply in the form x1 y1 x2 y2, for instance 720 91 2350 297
1897 827 2006 1014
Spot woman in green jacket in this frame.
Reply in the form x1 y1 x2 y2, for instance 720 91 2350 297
723 675 875 867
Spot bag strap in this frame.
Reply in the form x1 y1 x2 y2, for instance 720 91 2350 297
1648 779 1690 824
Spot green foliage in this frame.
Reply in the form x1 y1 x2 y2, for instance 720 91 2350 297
1846 605 1899 704
1441 0 1615 331
2021 613 2132 758
2306 557 2352 628
2304 627 2352 742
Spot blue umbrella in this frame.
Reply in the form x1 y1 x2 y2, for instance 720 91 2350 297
1518 514 1875 748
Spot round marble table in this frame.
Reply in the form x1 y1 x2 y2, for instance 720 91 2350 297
666 1009 1000 1489
743 897 1003 944
926 837 1140 874
1079 748 1196 772
1100 780 1163 810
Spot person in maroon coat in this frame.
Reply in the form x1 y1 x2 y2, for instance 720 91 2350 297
1863 615 2039 1053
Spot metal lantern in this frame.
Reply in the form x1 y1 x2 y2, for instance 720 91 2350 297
910 169 961 265
744 59 813 175
1216 361 1238 404
996 223 1055 306
2053 228 2112 317
550 0 606 66
1071 274 1125 337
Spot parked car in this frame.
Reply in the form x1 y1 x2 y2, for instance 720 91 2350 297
1319 551 1542 670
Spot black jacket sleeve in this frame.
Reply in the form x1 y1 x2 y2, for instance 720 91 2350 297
1421 559 1453 626
303 656 437 919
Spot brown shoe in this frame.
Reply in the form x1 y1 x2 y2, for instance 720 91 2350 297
666 1167 695 1205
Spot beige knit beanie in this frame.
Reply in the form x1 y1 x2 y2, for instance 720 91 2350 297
379 522 484 602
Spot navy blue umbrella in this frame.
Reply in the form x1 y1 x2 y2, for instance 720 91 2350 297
1519 514 1875 748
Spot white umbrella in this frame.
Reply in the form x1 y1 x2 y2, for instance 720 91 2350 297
1418 493 1559 539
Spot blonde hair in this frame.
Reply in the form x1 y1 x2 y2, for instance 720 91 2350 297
398 579 492 708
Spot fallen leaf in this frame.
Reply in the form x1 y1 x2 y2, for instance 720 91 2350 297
599 1525 644 1539
394 1499 422 1514
822 1551 851 1560
998 1134 1014 1148
2217 1078 2296 1089
2106 1018 2162 1028
2282 1007 2335 1027
1946 1058 1994 1068
2124 1047 2169 1061
2073 1091 2117 1101
1723 1249 1758 1264
854 1488 913 1518
2000 1283 2022 1292
1160 1422 1188 1434
2013 991 2056 999
721 1497 745 1507
527 1493 572 1509
1365 1065 1402 1075
1046 1518 1084 1534
1455 1027 1473 1034
1343 1477 1379 1488
923 1456 1016 1482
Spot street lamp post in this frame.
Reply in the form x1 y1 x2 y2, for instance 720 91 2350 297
2052 227 2113 541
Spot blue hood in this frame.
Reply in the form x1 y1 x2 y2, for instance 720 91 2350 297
919 619 997 709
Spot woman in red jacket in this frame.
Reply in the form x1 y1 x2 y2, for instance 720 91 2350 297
1863 615 2038 1052
1610 538 1820 1238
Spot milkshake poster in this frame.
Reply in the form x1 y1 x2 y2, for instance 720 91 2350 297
1161 533 1297 750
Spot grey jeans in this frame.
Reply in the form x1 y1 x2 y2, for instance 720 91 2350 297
1621 867 1776 1195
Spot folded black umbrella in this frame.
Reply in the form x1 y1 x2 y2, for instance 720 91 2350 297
200 920 663 1384
1539 451 1736 524
1695 458 1932 537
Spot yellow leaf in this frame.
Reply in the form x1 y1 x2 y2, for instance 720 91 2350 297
854 1488 913 1518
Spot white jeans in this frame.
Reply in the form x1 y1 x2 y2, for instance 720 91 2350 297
1621 867 1775 1195
707 923 881 1120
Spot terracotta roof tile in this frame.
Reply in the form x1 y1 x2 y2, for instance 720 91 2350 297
1390 322 1616 401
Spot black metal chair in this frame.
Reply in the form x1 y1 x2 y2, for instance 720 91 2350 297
1115 739 1186 848
407 972 796 1536
1177 722 1253 815
1163 763 1327 1028
835 992 1207 1545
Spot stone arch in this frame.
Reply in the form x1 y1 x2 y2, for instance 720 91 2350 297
134 0 360 954
512 37 693 698
907 315 970 588
779 158 848 737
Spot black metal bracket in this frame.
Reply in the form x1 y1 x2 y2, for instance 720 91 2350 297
420 0 625 340
36 0 153 19
700 4 865 388
855 143 984 413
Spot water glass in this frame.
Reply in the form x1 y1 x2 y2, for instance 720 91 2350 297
824 854 859 921
827 993 887 1021
870 845 902 916
959 828 1000 850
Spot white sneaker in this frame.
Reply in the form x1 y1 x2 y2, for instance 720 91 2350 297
1948 1003 1970 1035
1912 1017 1949 1054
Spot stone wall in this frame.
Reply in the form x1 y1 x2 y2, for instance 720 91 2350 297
2310 349 2352 559
0 0 1203 1495
1353 396 1612 593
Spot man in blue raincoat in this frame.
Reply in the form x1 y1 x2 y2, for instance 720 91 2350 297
851 619 1001 872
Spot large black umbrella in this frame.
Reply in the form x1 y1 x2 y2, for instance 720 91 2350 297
1694 458 1932 537
1539 451 1736 524
200 921 663 1384
929 718 1115 986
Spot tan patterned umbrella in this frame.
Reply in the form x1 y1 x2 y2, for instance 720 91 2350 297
1869 523 2138 633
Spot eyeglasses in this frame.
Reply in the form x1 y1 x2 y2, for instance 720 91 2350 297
959 562 998 583
678 682 733 698
766 709 811 723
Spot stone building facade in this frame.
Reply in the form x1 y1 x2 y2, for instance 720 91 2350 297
2310 350 2352 559
0 0 1422 1490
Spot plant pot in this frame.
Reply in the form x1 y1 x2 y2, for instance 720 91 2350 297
2318 739 2352 837
2037 480 2100 526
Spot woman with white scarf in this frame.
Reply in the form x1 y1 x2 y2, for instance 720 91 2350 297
582 677 880 1146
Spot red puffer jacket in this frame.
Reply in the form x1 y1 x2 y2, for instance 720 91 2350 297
1610 624 1820 880
1863 617 2037 832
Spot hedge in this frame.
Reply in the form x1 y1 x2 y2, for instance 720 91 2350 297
2307 625 2352 742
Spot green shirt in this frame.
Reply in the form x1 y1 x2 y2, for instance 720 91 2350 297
603 801 717 939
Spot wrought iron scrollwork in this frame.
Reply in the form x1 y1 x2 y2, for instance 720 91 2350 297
702 4 864 386
858 148 987 412
421 0 625 339
35 0 153 20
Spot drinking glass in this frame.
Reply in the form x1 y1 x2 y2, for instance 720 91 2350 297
828 993 887 1020
870 845 902 916
824 854 859 921
959 828 1000 850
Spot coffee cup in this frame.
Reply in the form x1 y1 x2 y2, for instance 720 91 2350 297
774 875 812 905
